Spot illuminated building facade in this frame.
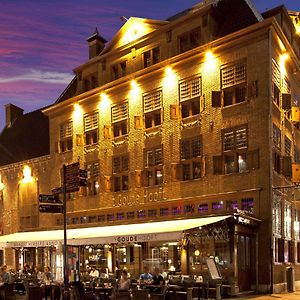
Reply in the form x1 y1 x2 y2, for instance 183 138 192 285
1 0 300 294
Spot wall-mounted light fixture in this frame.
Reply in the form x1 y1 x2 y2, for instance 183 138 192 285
20 165 33 183
0 175 4 191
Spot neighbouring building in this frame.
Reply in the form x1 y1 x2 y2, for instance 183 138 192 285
0 0 300 294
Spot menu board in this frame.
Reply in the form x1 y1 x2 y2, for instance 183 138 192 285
206 257 222 280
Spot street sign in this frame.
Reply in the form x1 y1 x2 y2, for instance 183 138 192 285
79 169 88 178
52 187 63 194
64 163 80 192
39 204 63 213
65 184 80 193
38 194 62 204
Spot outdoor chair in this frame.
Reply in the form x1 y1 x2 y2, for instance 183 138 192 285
151 285 168 300
115 290 131 300
132 288 150 300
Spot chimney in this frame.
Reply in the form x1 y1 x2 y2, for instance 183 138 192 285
86 27 107 59
5 103 23 128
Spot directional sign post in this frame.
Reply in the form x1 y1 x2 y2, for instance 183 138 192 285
39 204 63 213
65 162 80 193
39 194 62 204
52 187 63 195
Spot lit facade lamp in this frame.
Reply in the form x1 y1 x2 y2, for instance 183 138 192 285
0 175 4 191
20 165 33 183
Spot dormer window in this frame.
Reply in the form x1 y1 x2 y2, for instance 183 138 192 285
143 47 160 68
178 27 201 54
111 61 127 80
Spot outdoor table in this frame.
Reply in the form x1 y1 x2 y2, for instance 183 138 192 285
94 286 113 300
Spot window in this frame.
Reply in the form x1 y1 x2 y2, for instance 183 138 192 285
172 206 183 215
84 112 98 145
222 126 249 174
273 193 282 236
111 61 127 80
272 59 280 106
143 47 160 68
284 202 292 239
285 137 291 156
273 125 281 151
117 213 125 221
180 136 203 181
179 76 201 118
212 201 224 211
144 146 163 186
221 61 247 106
241 198 254 213
137 210 146 218
226 200 238 210
184 204 195 214
112 154 129 192
179 27 201 53
112 102 128 138
160 208 169 216
86 162 100 196
295 148 300 163
198 203 208 213
148 209 157 217
127 211 135 219
59 121 73 152
143 89 162 129
295 210 300 241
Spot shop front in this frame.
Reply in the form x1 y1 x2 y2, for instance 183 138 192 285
0 214 260 293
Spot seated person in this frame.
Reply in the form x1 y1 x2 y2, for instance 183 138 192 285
43 266 53 283
152 267 164 286
140 266 152 283
90 267 99 278
0 265 10 286
117 270 131 290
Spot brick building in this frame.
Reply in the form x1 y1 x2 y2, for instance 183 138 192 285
0 0 300 294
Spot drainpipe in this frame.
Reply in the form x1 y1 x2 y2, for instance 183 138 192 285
268 27 274 295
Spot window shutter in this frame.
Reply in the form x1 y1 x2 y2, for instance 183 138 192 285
135 170 142 187
103 125 112 139
76 134 84 146
282 156 292 178
292 164 300 183
200 95 205 112
54 141 59 153
141 170 148 187
213 156 223 174
248 149 259 170
176 164 183 181
282 94 292 110
171 163 178 180
291 107 300 122
201 156 206 177
134 116 143 130
212 91 222 107
104 176 111 192
170 104 179 119
247 80 258 99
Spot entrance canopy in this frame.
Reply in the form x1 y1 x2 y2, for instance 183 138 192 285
0 215 229 248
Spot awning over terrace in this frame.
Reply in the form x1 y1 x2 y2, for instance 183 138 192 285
0 215 230 248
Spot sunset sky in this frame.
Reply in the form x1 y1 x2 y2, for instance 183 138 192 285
0 0 298 129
